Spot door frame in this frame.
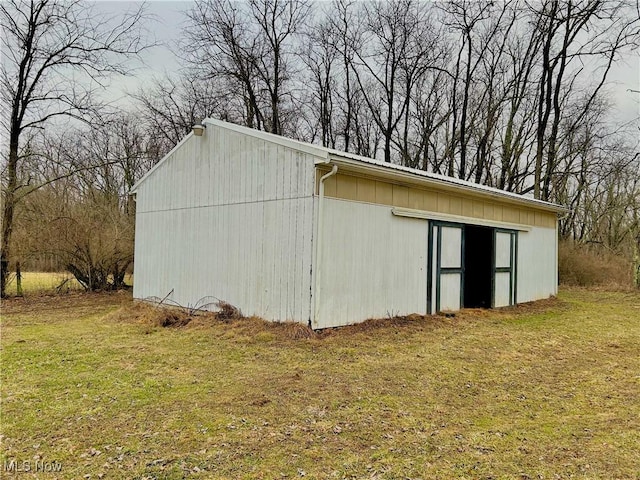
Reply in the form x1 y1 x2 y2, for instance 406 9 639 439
491 228 518 307
428 222 519 313
428 221 465 314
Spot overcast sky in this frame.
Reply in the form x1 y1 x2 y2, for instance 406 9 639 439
104 1 640 127
98 1 186 103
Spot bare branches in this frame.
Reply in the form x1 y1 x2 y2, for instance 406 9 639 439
530 0 640 200
1 0 150 133
181 0 309 135
1 0 150 296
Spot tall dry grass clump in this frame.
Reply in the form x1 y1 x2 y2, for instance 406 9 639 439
558 241 633 288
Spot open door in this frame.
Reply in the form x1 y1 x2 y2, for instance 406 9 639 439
463 225 493 308
493 229 517 307
429 222 464 313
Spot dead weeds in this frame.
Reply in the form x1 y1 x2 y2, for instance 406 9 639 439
105 301 212 328
101 295 567 341
106 302 317 340
214 300 243 321
318 296 565 337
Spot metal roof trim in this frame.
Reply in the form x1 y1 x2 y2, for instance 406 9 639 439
129 131 195 194
204 119 331 160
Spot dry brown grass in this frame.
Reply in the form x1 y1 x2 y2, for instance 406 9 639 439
559 240 633 288
316 297 564 339
106 301 208 328
2 271 134 296
105 299 564 342
214 300 243 321
106 301 317 340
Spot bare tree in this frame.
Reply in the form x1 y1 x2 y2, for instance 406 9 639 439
183 0 310 135
531 0 640 200
346 0 439 164
410 68 451 172
133 75 221 155
0 0 149 296
494 15 543 192
12 116 158 290
328 0 359 152
301 16 339 147
439 0 496 178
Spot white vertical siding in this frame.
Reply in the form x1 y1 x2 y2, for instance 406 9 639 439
133 124 318 322
134 121 560 326
517 226 558 302
135 128 316 214
315 198 428 328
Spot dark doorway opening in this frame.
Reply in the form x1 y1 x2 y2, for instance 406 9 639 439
464 225 493 308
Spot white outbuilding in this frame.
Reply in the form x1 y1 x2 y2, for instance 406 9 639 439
131 119 566 329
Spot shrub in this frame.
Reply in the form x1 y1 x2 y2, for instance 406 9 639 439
558 240 633 287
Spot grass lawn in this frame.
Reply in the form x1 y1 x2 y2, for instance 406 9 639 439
1 289 639 479
3 271 85 296
3 271 134 296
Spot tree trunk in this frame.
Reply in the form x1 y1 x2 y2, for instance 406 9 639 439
1 132 19 298
459 30 473 180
